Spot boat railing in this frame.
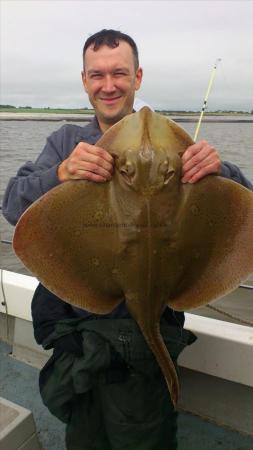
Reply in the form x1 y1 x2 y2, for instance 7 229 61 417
1 239 12 245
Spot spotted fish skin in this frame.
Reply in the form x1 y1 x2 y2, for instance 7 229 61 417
13 108 253 406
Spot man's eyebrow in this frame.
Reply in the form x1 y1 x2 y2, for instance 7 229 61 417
87 67 131 75
113 67 130 73
87 69 103 75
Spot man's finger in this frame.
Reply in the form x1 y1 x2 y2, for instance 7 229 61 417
183 162 221 184
182 146 213 174
181 141 207 164
76 151 114 173
72 169 108 182
182 155 218 181
81 161 113 179
84 144 114 164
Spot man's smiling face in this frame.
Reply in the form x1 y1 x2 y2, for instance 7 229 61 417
82 41 143 132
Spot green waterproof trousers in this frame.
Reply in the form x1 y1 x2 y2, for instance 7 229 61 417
40 318 196 450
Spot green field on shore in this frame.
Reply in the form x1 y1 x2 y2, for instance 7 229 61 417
0 107 95 114
0 106 251 115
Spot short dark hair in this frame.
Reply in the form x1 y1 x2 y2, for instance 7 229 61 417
83 29 139 70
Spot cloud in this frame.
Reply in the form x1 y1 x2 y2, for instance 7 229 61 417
1 0 253 110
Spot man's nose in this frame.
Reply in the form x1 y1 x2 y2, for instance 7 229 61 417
102 75 116 92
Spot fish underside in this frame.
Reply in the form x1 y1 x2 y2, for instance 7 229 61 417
13 108 253 407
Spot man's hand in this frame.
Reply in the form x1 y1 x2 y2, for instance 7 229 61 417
57 142 114 182
181 140 221 183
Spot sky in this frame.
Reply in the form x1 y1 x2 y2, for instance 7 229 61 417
1 0 253 111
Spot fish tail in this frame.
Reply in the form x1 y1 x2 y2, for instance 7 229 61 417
142 326 180 408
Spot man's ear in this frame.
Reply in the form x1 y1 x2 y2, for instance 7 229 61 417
135 67 143 91
81 71 88 93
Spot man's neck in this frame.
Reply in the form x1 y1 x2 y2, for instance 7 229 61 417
96 109 135 134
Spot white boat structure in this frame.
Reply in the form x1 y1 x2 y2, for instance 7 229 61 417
0 266 253 449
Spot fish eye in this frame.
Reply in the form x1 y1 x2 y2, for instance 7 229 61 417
120 161 135 175
164 169 175 184
159 159 169 175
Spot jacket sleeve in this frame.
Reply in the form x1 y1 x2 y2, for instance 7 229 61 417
2 129 65 225
220 161 253 190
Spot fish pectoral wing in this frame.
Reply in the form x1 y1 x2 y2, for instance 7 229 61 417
167 177 253 311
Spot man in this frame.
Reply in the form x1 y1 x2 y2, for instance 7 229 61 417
3 29 253 450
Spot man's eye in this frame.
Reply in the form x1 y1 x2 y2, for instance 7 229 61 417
114 72 126 77
90 74 102 79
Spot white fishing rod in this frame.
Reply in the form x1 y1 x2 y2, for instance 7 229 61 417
194 58 222 142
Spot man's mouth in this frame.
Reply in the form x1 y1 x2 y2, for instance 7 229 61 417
100 96 122 105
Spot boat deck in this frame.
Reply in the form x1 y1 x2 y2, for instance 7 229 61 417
1 340 252 450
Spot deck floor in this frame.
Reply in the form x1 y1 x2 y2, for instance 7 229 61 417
0 341 252 450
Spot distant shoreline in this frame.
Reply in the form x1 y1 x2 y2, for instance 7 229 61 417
1 107 252 115
1 111 253 123
0 112 94 122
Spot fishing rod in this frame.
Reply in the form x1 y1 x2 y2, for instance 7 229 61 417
193 59 253 327
194 58 222 141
